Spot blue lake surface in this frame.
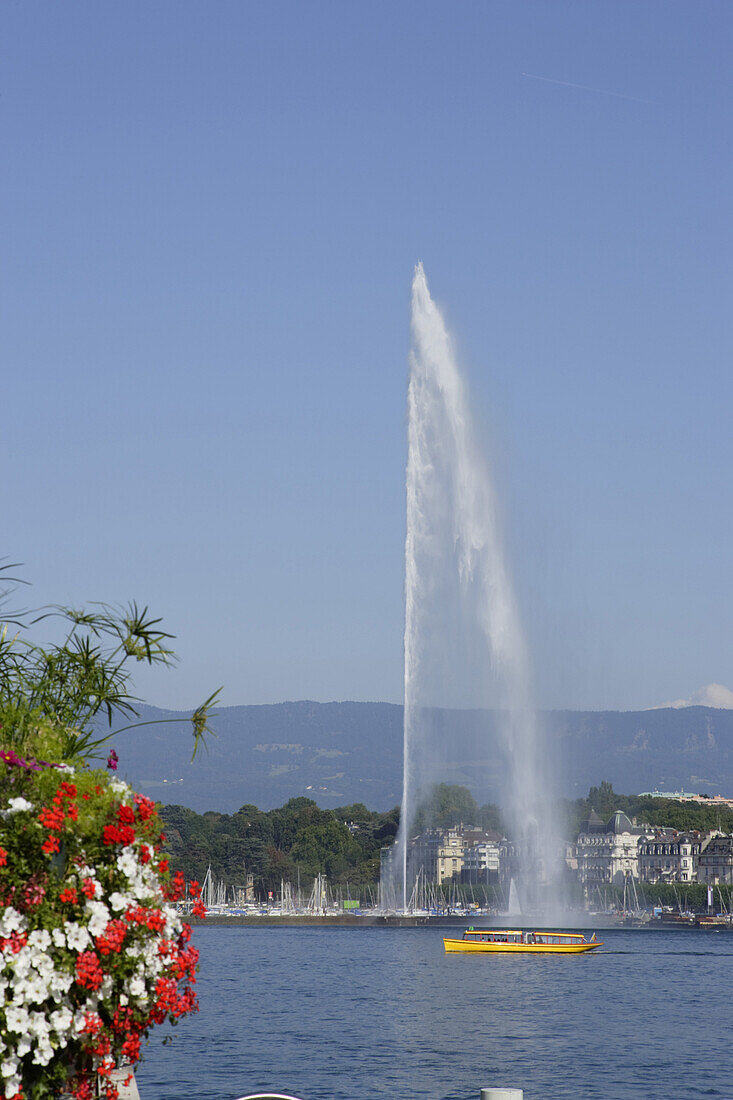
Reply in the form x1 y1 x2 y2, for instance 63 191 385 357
136 925 733 1100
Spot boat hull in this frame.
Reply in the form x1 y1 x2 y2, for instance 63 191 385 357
443 937 602 954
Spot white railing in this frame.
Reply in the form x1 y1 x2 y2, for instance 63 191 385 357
233 1095 307 1100
233 1089 523 1100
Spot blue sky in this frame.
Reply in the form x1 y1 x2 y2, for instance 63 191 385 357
4 1 733 712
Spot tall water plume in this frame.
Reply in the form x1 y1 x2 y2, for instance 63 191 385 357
391 263 559 911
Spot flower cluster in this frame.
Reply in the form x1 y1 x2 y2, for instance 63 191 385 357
0 763 205 1100
0 751 64 774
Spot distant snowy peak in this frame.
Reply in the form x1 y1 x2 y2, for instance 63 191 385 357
651 683 733 710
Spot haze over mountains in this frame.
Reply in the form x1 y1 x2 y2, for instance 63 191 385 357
107 700 733 815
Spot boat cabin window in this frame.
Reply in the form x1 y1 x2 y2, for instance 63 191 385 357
462 930 522 943
459 929 589 948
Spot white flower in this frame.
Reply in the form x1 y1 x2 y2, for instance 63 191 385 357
117 847 138 879
56 763 76 774
4 797 33 814
109 779 130 795
1 1055 19 1079
163 905 183 937
48 970 74 997
0 909 26 937
108 891 131 912
13 972 50 1005
27 929 51 951
4 1007 30 1035
27 1011 51 1040
50 1007 73 1035
51 927 67 948
15 1036 31 1058
63 921 91 952
7 952 31 981
85 900 110 937
32 1042 54 1067
128 975 145 998
141 940 162 968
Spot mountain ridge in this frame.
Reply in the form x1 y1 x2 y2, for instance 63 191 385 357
104 700 733 814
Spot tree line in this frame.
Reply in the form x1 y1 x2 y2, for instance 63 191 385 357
161 780 733 896
161 797 399 893
562 780 733 837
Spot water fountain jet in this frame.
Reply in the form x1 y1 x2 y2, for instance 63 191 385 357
388 263 561 916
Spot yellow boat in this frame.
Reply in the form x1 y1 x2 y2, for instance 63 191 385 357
443 928 602 954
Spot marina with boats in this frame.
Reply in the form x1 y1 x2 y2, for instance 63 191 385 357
185 865 733 930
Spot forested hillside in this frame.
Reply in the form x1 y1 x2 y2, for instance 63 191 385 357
110 701 733 814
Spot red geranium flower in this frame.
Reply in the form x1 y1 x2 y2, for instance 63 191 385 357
96 920 127 956
117 805 135 826
38 806 65 830
75 951 104 991
133 794 156 821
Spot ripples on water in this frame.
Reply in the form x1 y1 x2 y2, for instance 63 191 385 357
136 926 733 1100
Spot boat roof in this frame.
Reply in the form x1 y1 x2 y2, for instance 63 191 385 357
465 928 584 938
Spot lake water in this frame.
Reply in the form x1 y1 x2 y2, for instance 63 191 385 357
136 924 733 1100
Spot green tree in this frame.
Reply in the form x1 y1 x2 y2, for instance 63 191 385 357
269 797 335 851
586 781 631 818
290 819 362 878
478 801 503 833
413 783 479 831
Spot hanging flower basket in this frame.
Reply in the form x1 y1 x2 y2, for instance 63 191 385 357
0 753 206 1100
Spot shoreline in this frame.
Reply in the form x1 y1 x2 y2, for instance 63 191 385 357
186 913 732 930
188 914 439 927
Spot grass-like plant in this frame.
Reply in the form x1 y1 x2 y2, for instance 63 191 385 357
0 563 220 765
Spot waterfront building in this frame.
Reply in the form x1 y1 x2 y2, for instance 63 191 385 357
498 838 519 888
563 840 578 875
697 834 733 884
637 831 706 883
230 873 256 906
435 827 466 884
410 825 502 885
460 833 502 884
493 831 567 893
406 826 463 884
379 829 467 900
380 825 508 892
379 843 398 898
575 809 654 885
